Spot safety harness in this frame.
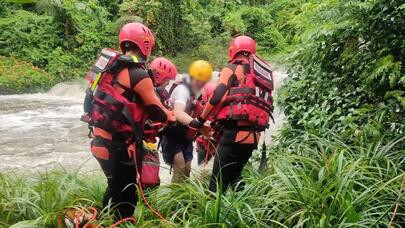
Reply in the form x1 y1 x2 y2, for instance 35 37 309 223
215 55 274 131
81 49 151 138
81 49 161 187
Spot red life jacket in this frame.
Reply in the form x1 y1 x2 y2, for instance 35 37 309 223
193 96 205 119
81 48 151 138
215 55 274 131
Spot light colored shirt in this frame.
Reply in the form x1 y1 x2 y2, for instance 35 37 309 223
170 84 191 106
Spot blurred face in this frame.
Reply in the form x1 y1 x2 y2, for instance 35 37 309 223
190 78 206 94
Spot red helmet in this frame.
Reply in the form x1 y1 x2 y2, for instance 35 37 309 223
228 35 256 60
119 22 155 57
149 57 178 86
202 83 216 103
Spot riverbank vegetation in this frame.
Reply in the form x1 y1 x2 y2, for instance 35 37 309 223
0 0 403 227
1 133 403 227
0 56 54 94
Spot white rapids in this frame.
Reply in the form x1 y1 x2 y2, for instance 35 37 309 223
0 69 287 184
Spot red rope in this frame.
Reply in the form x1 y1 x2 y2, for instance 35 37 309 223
74 207 98 228
109 217 137 228
111 145 166 226
72 143 166 227
131 147 167 221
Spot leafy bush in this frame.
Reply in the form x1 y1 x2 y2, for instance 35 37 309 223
0 10 61 68
278 0 405 145
0 0 115 88
119 0 211 56
0 0 290 93
224 6 273 37
0 56 54 94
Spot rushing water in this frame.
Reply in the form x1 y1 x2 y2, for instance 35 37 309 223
0 70 287 182
0 80 95 171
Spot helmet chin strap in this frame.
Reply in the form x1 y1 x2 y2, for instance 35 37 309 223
126 49 146 62
123 43 147 62
231 51 251 62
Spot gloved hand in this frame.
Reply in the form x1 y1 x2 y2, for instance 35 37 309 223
186 117 206 140
200 123 213 138
189 117 206 129
144 121 164 143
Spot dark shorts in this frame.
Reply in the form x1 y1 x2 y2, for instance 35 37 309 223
160 136 193 165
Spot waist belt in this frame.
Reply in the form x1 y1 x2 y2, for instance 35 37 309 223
229 87 273 102
223 97 273 113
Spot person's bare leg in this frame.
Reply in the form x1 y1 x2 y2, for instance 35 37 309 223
171 152 186 183
184 161 192 178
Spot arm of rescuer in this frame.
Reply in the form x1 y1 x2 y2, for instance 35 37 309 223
114 66 175 124
189 65 243 129
134 79 175 123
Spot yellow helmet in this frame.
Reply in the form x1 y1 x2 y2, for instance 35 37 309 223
188 60 213 82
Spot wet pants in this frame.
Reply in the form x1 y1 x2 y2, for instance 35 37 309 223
209 129 257 193
92 137 138 219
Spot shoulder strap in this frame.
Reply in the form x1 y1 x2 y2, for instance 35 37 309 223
121 107 144 171
108 55 145 74
227 63 239 72
168 79 194 97
168 82 180 96
182 78 194 97
226 63 243 87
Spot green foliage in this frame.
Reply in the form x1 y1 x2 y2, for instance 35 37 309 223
0 134 403 227
0 10 60 68
98 0 121 19
0 56 54 94
224 5 273 37
0 0 115 89
278 0 405 144
119 0 211 55
0 170 106 227
0 0 290 93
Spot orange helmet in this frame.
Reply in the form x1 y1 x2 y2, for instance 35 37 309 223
228 35 256 60
149 57 178 86
119 22 155 57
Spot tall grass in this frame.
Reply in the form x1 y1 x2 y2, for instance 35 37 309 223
0 133 403 227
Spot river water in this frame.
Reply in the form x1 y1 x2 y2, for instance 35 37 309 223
0 70 287 183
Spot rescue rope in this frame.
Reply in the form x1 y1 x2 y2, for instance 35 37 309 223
202 145 210 165
72 146 166 227
204 139 218 167
104 146 166 227
388 176 405 227
72 206 137 227
202 138 217 166
74 207 98 228
109 217 137 228
131 148 167 221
